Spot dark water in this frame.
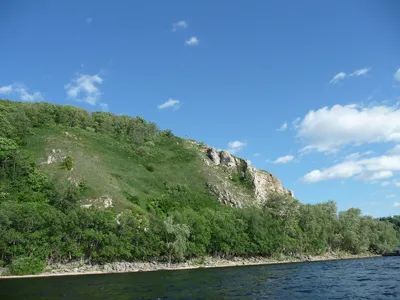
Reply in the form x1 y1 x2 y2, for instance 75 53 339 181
0 257 399 299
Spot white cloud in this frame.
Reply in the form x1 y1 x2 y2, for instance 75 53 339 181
64 73 103 105
172 20 188 31
277 122 288 131
0 85 13 94
329 72 346 84
386 194 396 199
99 103 109 112
345 151 374 160
394 68 400 82
303 161 362 183
350 68 370 77
273 155 294 164
253 153 261 157
158 98 180 110
329 68 371 84
345 152 361 160
393 202 400 207
297 104 400 153
0 83 44 102
227 140 247 154
292 117 301 129
185 36 199 46
302 146 400 183
86 17 93 24
394 180 400 187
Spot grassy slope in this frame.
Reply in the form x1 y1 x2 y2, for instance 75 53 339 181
24 125 214 212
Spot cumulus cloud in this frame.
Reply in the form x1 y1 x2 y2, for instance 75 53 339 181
273 155 294 164
0 83 44 101
277 122 288 131
302 145 400 183
0 85 13 94
157 98 180 110
350 68 370 77
329 72 346 84
227 140 247 154
172 20 188 31
185 36 199 46
65 73 103 105
393 202 400 207
297 104 400 153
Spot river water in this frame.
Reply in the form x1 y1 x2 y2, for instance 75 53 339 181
0 256 399 299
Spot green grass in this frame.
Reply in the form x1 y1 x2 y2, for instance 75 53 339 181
23 125 212 212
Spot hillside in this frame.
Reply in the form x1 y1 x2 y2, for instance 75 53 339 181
0 99 398 276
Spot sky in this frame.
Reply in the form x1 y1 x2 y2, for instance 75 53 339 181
1 0 400 217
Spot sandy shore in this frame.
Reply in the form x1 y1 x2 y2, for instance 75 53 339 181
0 253 379 280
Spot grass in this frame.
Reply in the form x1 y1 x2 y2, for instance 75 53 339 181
23 125 213 212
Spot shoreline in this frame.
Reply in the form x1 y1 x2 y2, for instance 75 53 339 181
0 253 380 280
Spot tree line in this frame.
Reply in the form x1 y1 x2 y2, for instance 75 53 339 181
0 99 398 275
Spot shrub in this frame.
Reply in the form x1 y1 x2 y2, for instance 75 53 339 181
9 257 45 275
144 164 155 172
126 193 140 205
63 156 73 170
78 180 88 192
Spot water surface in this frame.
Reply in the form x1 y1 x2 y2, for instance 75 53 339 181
0 256 399 299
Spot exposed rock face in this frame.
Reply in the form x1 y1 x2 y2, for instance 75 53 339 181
205 146 294 207
206 182 242 208
80 196 114 209
206 147 220 165
43 149 65 165
219 151 236 167
247 166 294 204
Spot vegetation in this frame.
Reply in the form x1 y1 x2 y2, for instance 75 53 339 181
9 257 45 275
0 99 398 274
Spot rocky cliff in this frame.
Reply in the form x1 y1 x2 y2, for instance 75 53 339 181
200 145 294 208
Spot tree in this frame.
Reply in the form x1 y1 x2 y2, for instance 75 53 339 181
163 216 190 265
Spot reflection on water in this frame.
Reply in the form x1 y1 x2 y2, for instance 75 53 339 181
0 256 399 299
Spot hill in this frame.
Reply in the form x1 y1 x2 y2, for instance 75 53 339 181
0 99 398 275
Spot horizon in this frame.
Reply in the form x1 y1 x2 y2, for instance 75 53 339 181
1 0 400 217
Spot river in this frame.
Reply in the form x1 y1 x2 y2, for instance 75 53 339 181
0 256 399 299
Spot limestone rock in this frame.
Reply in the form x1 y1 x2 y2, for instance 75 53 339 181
206 182 242 208
219 151 236 167
206 147 220 165
81 196 114 209
204 146 294 207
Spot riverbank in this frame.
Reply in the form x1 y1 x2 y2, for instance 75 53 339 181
0 252 380 279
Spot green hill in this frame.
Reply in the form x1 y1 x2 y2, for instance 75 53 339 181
0 99 398 275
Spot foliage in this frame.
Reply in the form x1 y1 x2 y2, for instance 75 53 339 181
163 216 190 264
63 156 73 171
0 99 398 274
9 257 46 275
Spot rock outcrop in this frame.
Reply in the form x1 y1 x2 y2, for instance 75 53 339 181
205 146 294 207
80 196 114 209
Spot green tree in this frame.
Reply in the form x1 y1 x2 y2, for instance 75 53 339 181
163 216 190 265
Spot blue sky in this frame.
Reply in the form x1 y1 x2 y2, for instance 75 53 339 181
1 0 400 217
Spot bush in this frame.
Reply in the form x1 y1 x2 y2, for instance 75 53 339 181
63 156 73 170
9 257 45 275
144 164 155 172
